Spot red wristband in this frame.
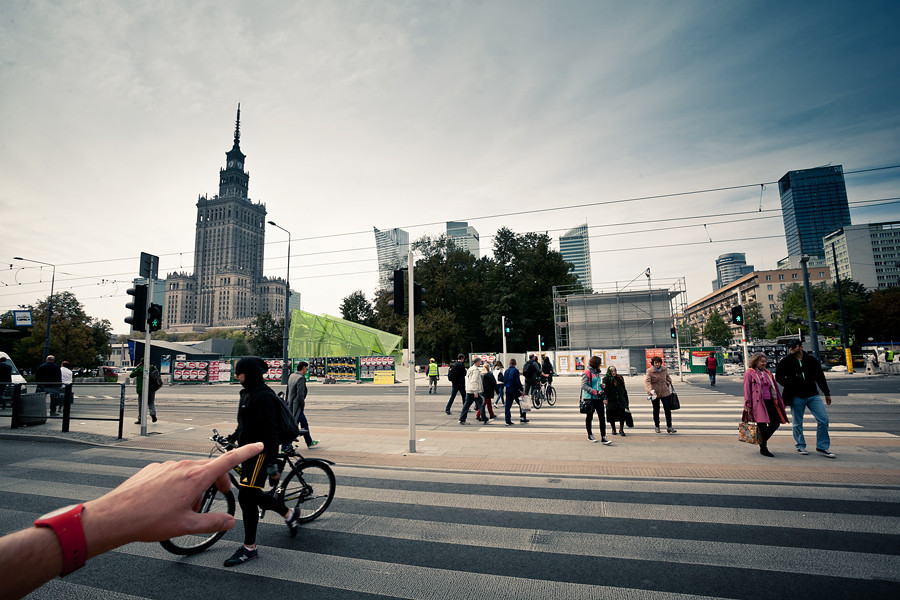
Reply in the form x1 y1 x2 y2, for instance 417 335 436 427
34 503 87 575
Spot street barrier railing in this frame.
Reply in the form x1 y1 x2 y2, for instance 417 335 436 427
6 382 126 439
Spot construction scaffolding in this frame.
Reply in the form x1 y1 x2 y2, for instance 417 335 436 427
553 274 687 368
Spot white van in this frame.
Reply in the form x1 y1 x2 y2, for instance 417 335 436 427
0 351 27 384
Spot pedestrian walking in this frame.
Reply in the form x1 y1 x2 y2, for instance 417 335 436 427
223 357 301 567
130 360 159 424
706 352 718 386
445 354 467 415
427 358 439 394
287 361 318 448
459 357 488 424
603 365 629 437
742 352 788 457
645 356 676 434
493 360 505 406
582 356 612 444
503 359 528 424
477 364 497 420
775 340 835 458
35 355 62 416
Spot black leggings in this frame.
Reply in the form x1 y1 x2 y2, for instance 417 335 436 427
652 395 673 428
757 397 781 447
585 402 606 438
238 486 288 546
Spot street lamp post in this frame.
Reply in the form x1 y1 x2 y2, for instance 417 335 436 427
268 221 291 384
14 256 55 360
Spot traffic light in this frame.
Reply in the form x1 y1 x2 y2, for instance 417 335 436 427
540 337 546 348
504 318 513 334
388 270 405 315
412 283 426 315
125 285 148 332
731 305 744 325
147 303 163 332
670 327 677 339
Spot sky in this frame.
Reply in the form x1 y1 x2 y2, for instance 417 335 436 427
2 0 899 336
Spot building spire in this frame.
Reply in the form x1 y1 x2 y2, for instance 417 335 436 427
234 102 241 145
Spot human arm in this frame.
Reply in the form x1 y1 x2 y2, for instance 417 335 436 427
0 442 264 600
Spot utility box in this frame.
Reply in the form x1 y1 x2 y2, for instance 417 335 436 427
13 393 48 427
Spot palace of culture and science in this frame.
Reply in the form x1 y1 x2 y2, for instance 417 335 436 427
163 106 294 332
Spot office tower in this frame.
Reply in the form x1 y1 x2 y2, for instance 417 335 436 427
779 165 851 258
559 223 592 290
374 227 410 289
164 105 291 331
446 221 480 257
712 252 754 291
824 221 900 289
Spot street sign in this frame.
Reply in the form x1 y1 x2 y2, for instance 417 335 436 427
139 252 159 279
12 310 32 327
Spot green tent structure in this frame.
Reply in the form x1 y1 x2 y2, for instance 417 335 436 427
287 310 402 362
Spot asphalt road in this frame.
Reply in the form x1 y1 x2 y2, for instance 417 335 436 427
2 440 898 600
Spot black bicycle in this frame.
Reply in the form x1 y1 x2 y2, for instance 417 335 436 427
160 429 336 555
542 378 557 406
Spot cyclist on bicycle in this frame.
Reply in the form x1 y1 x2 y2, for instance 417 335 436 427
224 357 302 567
522 354 541 397
541 355 554 386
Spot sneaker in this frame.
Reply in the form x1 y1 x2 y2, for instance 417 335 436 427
654 426 661 433
307 440 319 448
445 410 452 415
667 427 677 434
588 435 598 443
286 508 302 538
760 446 774 458
134 420 141 425
224 546 258 567
619 431 627 437
459 420 467 425
601 437 612 445
520 418 530 423
797 448 809 455
151 414 157 423
505 421 515 426
816 448 836 459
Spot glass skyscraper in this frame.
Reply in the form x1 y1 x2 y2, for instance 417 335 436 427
779 165 851 258
374 227 409 289
559 223 592 290
712 252 754 291
446 221 480 257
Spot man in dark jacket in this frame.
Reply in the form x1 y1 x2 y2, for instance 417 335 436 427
503 359 527 425
0 357 12 405
287 361 317 448
35 355 62 415
522 354 540 397
224 357 301 567
444 354 467 415
775 340 835 458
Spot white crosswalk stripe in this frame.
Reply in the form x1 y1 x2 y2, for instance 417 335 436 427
2 447 898 599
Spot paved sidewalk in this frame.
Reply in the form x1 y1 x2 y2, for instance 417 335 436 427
3 377 899 485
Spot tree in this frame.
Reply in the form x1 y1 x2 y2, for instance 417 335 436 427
744 302 767 340
339 290 374 326
2 292 111 371
703 311 733 347
778 280 871 347
678 324 701 347
766 313 787 339
860 287 900 342
245 312 284 358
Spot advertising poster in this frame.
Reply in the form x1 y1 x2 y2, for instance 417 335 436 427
172 360 209 382
589 350 607 370
557 354 571 373
592 349 630 374
208 360 232 383
160 355 171 375
360 356 395 381
573 354 586 371
264 359 283 382
470 353 497 366
691 349 714 366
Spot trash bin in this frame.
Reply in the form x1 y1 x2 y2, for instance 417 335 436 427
13 393 48 427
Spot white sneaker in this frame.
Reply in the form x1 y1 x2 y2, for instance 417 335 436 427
816 448 836 459
588 435 598 443
797 448 809 455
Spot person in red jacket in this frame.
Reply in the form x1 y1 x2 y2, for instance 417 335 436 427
706 353 718 386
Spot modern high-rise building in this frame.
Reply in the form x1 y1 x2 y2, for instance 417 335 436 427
373 227 410 289
779 165 851 259
558 223 592 290
446 221 480 257
823 221 900 290
712 252 754 291
164 106 294 331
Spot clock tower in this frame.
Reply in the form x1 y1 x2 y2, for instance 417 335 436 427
219 103 249 199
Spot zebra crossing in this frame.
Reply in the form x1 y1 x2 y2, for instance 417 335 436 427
480 387 895 438
2 442 898 599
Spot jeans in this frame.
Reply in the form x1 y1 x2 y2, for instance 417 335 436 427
459 393 485 423
297 412 313 446
708 371 716 386
790 395 830 451
495 384 505 404
446 382 465 412
137 389 156 421
503 393 524 423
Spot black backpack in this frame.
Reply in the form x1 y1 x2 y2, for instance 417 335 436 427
274 394 301 444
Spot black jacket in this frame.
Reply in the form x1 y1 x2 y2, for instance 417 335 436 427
482 370 497 398
448 361 466 384
232 381 282 464
0 361 12 383
35 361 61 384
775 351 830 400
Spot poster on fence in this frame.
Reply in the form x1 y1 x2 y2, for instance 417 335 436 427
172 360 209 382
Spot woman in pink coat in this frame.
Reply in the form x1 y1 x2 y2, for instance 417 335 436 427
743 352 789 457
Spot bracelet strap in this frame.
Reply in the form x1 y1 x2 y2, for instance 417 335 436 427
34 503 87 575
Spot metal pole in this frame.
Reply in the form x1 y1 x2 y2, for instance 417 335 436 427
831 243 853 373
408 250 416 453
737 288 749 370
140 276 153 436
674 316 683 382
799 255 821 360
502 316 508 366
268 221 292 385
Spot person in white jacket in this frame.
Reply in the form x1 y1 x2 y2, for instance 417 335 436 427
459 357 489 425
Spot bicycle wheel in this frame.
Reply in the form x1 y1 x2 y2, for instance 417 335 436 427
279 460 335 523
160 484 235 555
545 386 557 406
531 389 543 409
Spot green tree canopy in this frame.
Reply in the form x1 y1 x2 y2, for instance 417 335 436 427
339 290 375 327
703 311 733 347
744 301 767 340
245 312 284 358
